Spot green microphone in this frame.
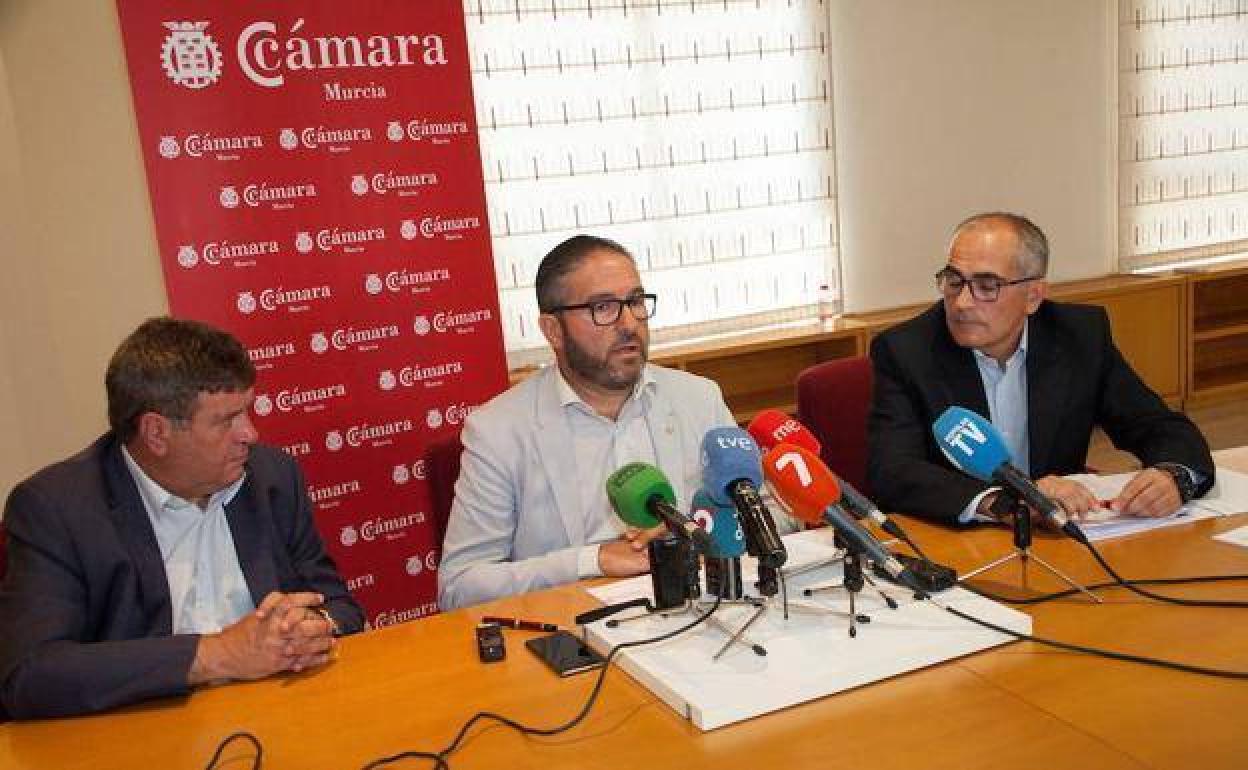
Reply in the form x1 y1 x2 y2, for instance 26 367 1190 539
606 463 713 554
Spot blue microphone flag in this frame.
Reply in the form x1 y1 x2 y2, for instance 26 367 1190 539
690 488 745 559
932 406 1010 482
700 427 764 505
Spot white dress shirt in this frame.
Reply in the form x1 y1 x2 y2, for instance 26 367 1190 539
554 366 660 577
121 446 254 634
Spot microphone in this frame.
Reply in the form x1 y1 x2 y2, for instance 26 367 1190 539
605 462 714 554
932 406 1088 544
747 409 908 541
688 488 746 560
701 428 788 569
746 409 821 453
761 442 927 594
690 488 746 600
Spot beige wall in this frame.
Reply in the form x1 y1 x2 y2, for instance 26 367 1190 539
1 2 167 498
831 0 1117 312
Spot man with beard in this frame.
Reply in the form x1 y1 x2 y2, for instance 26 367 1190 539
0 318 362 719
867 212 1213 526
438 236 736 609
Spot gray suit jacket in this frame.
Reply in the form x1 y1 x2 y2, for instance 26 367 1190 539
438 364 735 609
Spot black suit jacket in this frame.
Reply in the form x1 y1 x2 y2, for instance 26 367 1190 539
867 301 1214 523
0 434 364 719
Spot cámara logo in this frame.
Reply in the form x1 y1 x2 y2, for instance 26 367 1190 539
161 21 223 90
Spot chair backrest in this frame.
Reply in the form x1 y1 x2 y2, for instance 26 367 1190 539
425 432 464 548
0 520 7 582
796 355 874 498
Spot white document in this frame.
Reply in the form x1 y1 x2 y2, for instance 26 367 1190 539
1213 525 1248 549
1063 467 1248 542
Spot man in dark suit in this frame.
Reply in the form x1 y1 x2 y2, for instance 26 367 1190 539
868 212 1213 525
0 317 363 719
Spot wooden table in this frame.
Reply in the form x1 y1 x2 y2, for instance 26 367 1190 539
3 510 1247 768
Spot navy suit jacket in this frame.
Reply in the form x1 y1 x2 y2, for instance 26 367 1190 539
867 301 1215 523
0 434 363 719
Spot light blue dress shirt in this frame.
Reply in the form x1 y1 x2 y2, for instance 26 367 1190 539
958 323 1030 523
554 366 660 578
121 446 255 634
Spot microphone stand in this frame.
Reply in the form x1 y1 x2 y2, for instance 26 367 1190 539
704 563 859 660
606 557 853 660
605 557 772 657
961 490 1101 602
801 531 900 638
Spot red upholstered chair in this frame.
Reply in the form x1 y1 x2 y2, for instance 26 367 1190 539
426 432 464 548
796 355 874 499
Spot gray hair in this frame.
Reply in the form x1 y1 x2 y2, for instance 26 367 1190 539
951 211 1049 278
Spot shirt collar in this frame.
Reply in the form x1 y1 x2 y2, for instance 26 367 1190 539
553 363 657 414
121 444 245 514
971 319 1030 370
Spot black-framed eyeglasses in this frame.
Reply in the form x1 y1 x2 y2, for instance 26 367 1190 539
935 267 1040 303
547 292 657 326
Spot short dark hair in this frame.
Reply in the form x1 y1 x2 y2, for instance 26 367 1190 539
106 317 256 442
534 235 633 312
951 211 1049 278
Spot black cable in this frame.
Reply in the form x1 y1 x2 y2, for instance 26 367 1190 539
1079 538 1248 607
203 731 263 770
895 530 934 564
940 602 1248 679
961 572 1248 605
362 591 725 769
359 748 447 770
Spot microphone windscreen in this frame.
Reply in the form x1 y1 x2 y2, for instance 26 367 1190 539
760 443 841 525
700 427 764 504
932 406 1011 482
606 462 677 529
689 488 746 559
746 409 822 454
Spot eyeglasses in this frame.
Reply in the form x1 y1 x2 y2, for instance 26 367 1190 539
547 292 657 326
935 267 1040 303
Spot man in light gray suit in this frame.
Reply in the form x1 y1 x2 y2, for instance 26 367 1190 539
438 235 736 609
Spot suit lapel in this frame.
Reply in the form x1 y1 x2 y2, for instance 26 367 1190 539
1026 308 1068 476
644 371 684 491
931 308 990 419
225 463 278 604
102 440 175 634
533 368 585 545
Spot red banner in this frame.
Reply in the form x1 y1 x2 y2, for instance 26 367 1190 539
115 1 508 627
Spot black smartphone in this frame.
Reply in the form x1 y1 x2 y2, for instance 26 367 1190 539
525 631 606 677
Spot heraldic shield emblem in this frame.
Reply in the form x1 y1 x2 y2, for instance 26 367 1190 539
161 21 223 90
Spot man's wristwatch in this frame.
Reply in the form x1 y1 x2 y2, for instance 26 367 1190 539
1153 462 1196 504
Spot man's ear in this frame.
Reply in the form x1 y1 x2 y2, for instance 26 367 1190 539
1025 280 1048 314
538 313 563 353
136 412 173 457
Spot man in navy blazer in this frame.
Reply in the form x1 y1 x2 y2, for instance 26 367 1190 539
868 212 1214 525
0 318 362 719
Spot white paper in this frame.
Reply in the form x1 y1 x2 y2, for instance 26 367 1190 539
1061 467 1248 542
1213 524 1248 549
